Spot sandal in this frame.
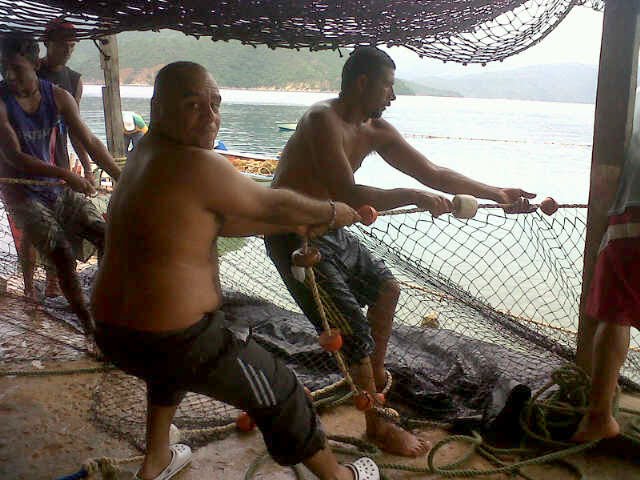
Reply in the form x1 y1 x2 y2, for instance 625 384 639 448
134 444 192 480
345 457 380 480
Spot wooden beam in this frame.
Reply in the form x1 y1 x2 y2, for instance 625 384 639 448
98 34 126 164
576 0 640 372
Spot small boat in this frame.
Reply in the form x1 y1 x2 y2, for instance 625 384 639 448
216 148 278 184
276 122 297 131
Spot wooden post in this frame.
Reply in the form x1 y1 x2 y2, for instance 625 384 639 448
575 0 640 372
98 35 126 165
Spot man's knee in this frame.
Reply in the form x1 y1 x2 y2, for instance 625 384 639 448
84 220 106 252
49 244 75 270
379 279 401 303
254 380 326 466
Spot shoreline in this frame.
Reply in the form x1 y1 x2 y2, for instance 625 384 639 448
82 84 595 106
83 83 339 95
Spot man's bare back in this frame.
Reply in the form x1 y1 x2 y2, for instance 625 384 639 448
92 135 224 331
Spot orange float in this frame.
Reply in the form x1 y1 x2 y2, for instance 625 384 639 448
319 329 343 352
358 205 378 226
236 412 256 432
355 391 374 411
291 247 322 267
374 392 386 405
540 197 559 216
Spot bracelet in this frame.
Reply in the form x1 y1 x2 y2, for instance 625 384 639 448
328 200 337 229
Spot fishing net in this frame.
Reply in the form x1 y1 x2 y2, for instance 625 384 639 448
0 1 604 64
1 193 639 447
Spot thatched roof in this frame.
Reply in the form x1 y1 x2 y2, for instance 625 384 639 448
1 1 603 64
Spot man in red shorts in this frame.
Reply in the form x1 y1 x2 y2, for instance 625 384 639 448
572 94 640 442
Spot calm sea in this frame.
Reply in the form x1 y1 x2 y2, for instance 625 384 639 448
83 85 595 204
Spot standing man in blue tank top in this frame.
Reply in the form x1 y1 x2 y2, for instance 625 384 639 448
0 35 121 335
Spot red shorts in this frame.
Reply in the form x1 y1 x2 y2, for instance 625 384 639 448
586 207 640 328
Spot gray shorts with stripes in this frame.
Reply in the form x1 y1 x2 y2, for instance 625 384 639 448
95 311 325 465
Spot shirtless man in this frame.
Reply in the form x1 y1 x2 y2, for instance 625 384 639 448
265 46 535 457
572 91 640 443
0 35 120 333
92 61 379 480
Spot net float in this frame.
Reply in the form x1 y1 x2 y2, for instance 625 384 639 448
290 265 306 283
540 197 559 216
374 392 386 405
355 391 375 411
358 205 378 226
319 328 343 352
452 194 478 219
236 412 256 432
291 246 321 267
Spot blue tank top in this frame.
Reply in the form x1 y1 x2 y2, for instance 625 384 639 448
0 79 63 205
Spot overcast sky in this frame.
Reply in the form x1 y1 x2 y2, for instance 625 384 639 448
388 7 604 78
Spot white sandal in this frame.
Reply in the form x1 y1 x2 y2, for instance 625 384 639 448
345 457 380 480
134 444 192 480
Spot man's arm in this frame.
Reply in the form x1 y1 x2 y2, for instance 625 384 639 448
303 109 451 215
54 87 121 180
69 78 94 183
221 217 309 237
375 120 535 210
194 150 360 235
0 98 91 193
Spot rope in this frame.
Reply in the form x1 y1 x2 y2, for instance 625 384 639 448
402 133 592 148
0 365 115 377
55 454 143 480
378 203 587 217
0 176 113 194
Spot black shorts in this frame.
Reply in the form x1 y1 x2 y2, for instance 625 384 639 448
95 312 325 466
264 228 395 364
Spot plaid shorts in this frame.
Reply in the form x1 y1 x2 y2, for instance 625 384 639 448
265 228 395 364
6 189 104 262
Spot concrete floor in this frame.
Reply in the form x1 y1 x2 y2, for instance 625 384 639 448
1 358 640 480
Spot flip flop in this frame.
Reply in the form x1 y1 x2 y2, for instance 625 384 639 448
134 444 192 480
345 457 380 480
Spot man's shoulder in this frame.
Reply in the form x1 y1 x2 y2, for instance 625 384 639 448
299 99 340 133
306 99 338 118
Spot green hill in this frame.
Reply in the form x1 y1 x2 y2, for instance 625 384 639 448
68 30 459 96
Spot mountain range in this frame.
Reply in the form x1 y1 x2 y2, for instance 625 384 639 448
68 30 625 104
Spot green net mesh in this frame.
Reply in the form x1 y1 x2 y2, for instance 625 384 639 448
0 1 604 64
2 196 637 447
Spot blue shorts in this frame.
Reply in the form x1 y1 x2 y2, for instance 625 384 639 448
265 228 395 364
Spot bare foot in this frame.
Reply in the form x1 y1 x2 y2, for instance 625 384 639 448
367 418 430 457
571 412 620 443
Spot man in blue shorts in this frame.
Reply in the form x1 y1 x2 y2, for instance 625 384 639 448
265 46 535 456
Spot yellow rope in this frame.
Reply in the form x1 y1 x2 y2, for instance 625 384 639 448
378 203 587 217
0 176 113 194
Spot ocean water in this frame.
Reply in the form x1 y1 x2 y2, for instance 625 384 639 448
83 85 595 204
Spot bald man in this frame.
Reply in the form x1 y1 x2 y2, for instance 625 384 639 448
91 61 378 480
